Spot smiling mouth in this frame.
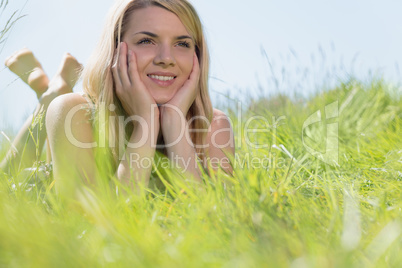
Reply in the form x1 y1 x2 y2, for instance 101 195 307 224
147 74 176 81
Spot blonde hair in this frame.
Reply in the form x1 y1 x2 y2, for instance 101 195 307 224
81 0 212 167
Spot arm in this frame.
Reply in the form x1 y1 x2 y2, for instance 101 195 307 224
160 108 235 180
112 42 159 192
160 107 202 182
116 113 159 192
46 93 97 197
46 91 157 197
47 43 158 196
159 53 202 181
159 54 236 180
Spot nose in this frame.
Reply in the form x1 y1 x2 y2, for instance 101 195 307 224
153 44 176 66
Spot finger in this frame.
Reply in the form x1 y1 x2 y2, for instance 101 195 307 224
183 53 200 88
128 50 156 105
127 50 142 85
171 53 199 109
117 42 131 87
112 50 123 89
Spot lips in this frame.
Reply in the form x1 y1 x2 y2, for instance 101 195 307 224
147 72 177 87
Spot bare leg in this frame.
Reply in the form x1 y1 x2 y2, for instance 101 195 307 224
44 53 83 99
4 48 50 98
1 50 82 174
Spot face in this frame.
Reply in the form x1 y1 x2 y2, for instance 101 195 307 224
121 6 195 104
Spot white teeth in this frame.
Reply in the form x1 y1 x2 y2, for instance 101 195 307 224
148 75 175 81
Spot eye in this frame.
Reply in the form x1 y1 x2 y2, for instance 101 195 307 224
177 41 191 48
137 38 154 45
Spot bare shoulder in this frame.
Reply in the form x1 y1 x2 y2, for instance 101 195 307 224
46 93 93 125
46 92 94 140
212 108 228 118
210 108 232 130
207 108 234 150
205 108 235 173
211 108 230 125
47 92 91 115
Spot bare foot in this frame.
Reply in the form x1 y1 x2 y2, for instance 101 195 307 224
45 53 83 98
4 48 49 97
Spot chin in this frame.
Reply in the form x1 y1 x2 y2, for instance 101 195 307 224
148 88 175 105
153 94 174 105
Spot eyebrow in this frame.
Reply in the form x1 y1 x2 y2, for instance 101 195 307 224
134 31 193 41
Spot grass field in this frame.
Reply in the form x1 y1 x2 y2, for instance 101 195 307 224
0 77 401 267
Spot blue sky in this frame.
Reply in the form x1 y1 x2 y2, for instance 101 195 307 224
1 0 402 130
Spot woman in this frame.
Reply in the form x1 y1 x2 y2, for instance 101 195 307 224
3 0 234 194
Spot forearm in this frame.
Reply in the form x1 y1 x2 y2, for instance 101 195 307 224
162 113 201 182
116 117 159 191
166 138 201 182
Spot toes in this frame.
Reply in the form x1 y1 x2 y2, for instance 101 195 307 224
4 56 11 66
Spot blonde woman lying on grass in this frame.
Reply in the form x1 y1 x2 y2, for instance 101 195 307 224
1 0 234 195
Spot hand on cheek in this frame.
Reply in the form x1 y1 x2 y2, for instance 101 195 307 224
163 52 200 117
112 42 158 119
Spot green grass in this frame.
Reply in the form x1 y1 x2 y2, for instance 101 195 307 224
0 78 401 267
0 0 26 45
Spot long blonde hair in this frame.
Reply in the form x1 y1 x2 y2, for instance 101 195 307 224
81 0 212 168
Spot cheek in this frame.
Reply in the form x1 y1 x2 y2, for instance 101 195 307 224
177 53 194 76
129 46 154 74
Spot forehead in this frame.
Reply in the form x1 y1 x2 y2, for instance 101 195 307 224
126 6 190 36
